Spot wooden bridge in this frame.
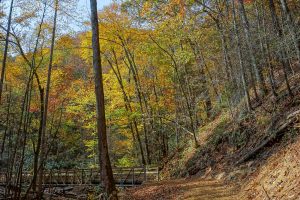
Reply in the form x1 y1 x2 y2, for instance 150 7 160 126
0 166 160 187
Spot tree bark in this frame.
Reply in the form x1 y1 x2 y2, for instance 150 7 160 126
279 0 300 61
268 0 293 97
0 0 14 103
0 87 11 157
237 0 267 96
104 50 146 165
37 0 59 197
232 0 251 111
90 0 118 198
120 39 152 164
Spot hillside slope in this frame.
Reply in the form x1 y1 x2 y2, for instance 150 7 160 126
240 134 300 199
122 72 300 200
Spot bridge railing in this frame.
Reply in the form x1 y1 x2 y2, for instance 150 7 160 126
0 166 160 186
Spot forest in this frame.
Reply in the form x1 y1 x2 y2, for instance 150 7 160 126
0 0 300 199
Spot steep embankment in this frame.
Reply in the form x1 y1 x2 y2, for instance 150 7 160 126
122 72 300 200
122 135 300 200
240 134 300 199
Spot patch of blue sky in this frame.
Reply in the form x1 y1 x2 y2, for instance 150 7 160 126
72 0 113 32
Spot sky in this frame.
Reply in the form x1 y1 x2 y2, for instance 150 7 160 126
80 0 113 8
73 0 112 32
0 0 113 33
77 0 113 14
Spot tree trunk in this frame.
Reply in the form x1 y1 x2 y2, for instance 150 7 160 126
237 0 267 96
121 41 152 164
268 0 293 97
232 0 251 111
0 0 14 103
259 1 277 97
279 0 300 61
0 87 12 157
105 51 146 165
37 0 59 197
150 35 199 146
89 0 118 198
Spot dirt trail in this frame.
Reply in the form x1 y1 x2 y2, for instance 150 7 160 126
121 133 300 200
120 178 240 200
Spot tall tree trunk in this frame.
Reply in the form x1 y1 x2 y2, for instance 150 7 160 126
104 51 146 165
232 0 251 111
0 0 14 103
216 21 234 83
237 0 267 96
89 0 117 198
268 0 293 97
121 41 151 164
279 0 300 61
259 1 277 97
254 1 275 96
37 0 59 197
153 82 167 158
191 44 212 118
0 87 12 158
149 36 198 146
16 78 33 199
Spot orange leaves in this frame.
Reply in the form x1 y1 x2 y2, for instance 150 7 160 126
244 0 254 3
161 0 186 18
174 0 186 17
234 0 254 4
141 1 152 16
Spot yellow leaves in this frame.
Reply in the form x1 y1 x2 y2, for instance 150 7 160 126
161 0 186 18
175 50 193 65
78 32 93 63
116 139 132 150
98 3 131 33
141 1 152 17
83 139 97 158
174 0 186 17
5 61 24 89
56 35 75 50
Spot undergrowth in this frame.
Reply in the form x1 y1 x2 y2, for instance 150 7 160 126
161 81 300 181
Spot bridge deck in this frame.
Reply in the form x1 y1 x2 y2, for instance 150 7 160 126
0 166 160 187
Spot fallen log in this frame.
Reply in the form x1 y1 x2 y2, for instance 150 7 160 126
236 110 299 165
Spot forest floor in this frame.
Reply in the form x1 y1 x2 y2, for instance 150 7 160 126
120 178 239 200
122 69 300 200
121 134 300 200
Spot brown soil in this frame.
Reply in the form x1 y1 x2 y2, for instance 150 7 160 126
120 178 239 200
